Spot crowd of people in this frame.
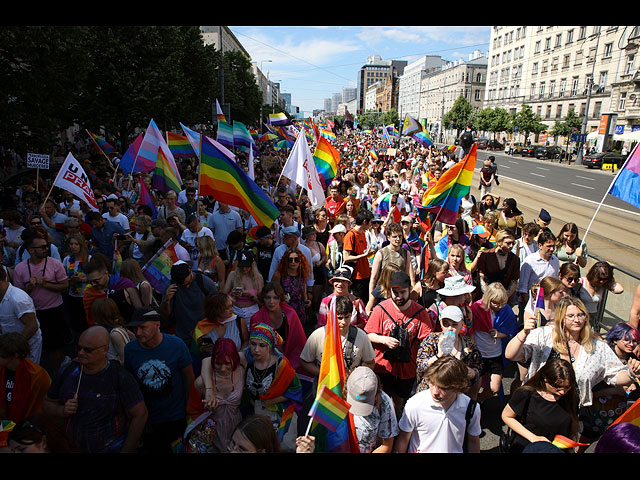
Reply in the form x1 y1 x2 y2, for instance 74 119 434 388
1 123 640 454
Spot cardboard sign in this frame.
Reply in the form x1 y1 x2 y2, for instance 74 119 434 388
27 153 50 170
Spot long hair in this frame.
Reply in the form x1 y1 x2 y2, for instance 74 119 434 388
447 244 468 273
481 282 508 309
276 247 310 281
212 337 241 371
520 357 579 440
196 235 218 265
586 261 616 291
233 414 282 453
66 232 89 263
92 297 126 329
530 276 565 302
120 258 145 284
557 222 581 248
377 263 401 299
424 258 449 289
552 296 598 355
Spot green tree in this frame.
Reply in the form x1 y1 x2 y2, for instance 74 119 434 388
442 95 474 135
511 104 547 144
551 107 582 157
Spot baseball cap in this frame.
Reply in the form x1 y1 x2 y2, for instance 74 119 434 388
472 225 490 238
170 260 191 285
329 224 346 234
237 249 255 267
282 225 301 237
440 305 464 323
347 366 378 416
127 307 161 327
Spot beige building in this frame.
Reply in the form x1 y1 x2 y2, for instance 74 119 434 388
484 26 640 142
419 52 487 137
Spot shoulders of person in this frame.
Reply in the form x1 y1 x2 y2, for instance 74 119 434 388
4 284 35 308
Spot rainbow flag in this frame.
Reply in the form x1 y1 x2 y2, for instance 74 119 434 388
375 192 402 223
610 142 640 209
139 119 182 186
320 127 336 141
199 135 279 228
310 308 359 453
411 125 434 148
87 130 116 155
167 132 196 159
142 241 179 294
611 396 640 428
551 434 588 449
369 148 378 161
278 403 296 442
119 133 155 173
421 143 477 225
308 385 351 432
269 112 289 126
313 136 340 189
216 119 235 151
152 147 182 194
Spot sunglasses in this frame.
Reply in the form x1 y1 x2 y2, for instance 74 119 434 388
78 344 107 353
288 256 300 263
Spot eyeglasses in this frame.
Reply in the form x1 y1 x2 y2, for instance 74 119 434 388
565 312 587 320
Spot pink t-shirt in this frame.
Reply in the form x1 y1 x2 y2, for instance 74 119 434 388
14 257 67 310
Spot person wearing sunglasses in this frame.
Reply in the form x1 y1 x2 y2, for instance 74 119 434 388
272 247 311 327
42 326 147 453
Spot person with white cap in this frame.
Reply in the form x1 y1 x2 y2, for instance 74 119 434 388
415 305 482 398
346 365 398 453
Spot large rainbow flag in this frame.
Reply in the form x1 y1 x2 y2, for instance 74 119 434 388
310 308 359 453
313 136 340 189
139 119 182 187
610 142 640 210
420 143 477 225
199 135 279 228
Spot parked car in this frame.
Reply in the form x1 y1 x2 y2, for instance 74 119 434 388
505 142 524 154
534 145 567 160
486 140 503 151
476 138 489 149
583 152 627 169
518 144 539 156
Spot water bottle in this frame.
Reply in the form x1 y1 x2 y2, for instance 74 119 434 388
440 331 456 355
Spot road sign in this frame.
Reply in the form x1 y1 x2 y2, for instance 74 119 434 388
571 134 587 143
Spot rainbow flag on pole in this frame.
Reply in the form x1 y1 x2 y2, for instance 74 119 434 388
216 98 226 122
313 136 341 189
611 396 640 428
152 147 182 194
420 143 477 225
87 130 116 155
309 308 359 453
551 434 588 449
308 385 351 432
141 240 179 294
199 135 279 228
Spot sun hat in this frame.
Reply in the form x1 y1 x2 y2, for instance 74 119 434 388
436 276 476 296
330 266 353 284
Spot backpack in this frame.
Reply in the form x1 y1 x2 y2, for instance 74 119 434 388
460 130 474 150
163 271 212 334
375 303 425 363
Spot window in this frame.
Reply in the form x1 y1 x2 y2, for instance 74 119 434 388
549 80 556 97
578 26 587 40
539 82 545 99
563 54 571 68
535 40 541 53
556 104 563 119
604 42 613 58
532 62 539 75
618 92 626 111
530 83 536 99
625 54 636 75
560 78 567 97
545 37 551 51
567 29 574 44
555 34 562 47
571 77 579 96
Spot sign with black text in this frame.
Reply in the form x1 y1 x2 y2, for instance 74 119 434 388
27 152 50 170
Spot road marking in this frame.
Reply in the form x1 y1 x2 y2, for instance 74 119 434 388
508 160 518 164
498 175 640 217
501 165 510 168
536 167 549 171
571 183 595 190
530 172 546 177
575 175 595 181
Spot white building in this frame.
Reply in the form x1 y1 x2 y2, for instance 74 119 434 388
398 56 447 120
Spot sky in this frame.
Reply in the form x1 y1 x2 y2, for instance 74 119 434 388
228 26 492 114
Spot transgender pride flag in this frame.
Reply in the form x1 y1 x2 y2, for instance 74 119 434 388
610 143 640 210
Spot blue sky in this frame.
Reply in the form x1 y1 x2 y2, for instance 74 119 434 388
229 26 492 114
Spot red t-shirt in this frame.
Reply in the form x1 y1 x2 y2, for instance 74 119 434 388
364 298 433 379
324 196 345 220
343 228 370 279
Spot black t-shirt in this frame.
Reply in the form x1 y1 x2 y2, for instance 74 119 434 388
508 387 573 453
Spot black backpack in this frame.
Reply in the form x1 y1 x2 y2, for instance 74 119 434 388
375 303 425 363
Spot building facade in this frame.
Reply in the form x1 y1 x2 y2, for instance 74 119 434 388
356 55 407 113
398 56 448 120
484 26 640 141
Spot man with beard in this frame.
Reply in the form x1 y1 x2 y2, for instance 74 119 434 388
365 272 433 418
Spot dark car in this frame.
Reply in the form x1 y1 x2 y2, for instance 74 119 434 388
476 138 489 149
518 144 539 156
583 152 627 169
534 145 566 160
486 140 503 151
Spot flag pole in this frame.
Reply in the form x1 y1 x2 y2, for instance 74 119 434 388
578 142 638 252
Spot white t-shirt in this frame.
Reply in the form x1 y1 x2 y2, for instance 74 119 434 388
102 212 130 231
398 389 481 453
0 284 42 364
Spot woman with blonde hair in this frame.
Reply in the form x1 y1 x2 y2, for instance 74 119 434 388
447 244 472 285
506 296 640 409
91 297 134 364
366 262 401 315
223 250 263 330
62 232 91 337
471 282 518 402
195 235 225 289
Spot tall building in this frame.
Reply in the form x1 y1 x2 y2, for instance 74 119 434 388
200 26 250 57
398 56 447 120
420 51 487 137
484 26 640 141
356 55 407 113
